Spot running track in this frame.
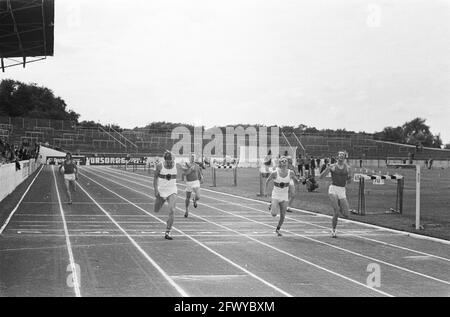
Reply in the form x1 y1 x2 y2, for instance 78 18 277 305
0 165 449 297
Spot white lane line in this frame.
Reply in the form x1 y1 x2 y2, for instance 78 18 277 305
0 165 44 235
403 256 434 260
51 166 81 297
96 167 450 285
103 168 450 263
171 275 247 281
78 170 292 297
82 168 393 297
75 182 189 297
106 166 450 246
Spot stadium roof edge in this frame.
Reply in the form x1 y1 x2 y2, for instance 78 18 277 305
0 0 54 72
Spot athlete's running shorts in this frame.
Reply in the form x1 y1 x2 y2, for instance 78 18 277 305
185 180 200 193
64 174 76 182
328 184 347 200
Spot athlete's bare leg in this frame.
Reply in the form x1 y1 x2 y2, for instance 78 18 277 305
287 185 295 212
329 193 341 236
64 179 72 204
276 201 288 236
165 194 177 239
153 195 165 213
193 187 201 202
185 191 191 217
270 199 279 217
339 198 350 219
71 179 77 192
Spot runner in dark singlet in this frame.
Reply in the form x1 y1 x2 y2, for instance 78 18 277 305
183 154 203 218
59 152 78 205
319 151 352 238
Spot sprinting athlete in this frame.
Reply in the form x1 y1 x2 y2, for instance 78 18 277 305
264 156 297 236
153 151 184 240
183 154 204 218
59 152 78 205
319 151 352 238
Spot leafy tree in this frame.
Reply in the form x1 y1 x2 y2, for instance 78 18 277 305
374 118 443 148
373 126 405 143
0 79 80 121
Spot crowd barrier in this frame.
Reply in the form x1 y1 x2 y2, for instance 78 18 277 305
0 160 40 202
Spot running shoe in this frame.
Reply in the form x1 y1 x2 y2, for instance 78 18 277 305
165 232 173 240
331 229 337 238
184 211 189 218
275 228 282 237
268 203 272 211
68 200 72 205
193 196 197 208
286 207 293 212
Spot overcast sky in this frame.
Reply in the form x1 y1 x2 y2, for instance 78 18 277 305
3 0 450 143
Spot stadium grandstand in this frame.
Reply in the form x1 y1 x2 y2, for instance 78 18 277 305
1 115 450 162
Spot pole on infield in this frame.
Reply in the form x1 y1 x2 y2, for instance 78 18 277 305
257 172 264 196
233 166 237 186
415 165 421 230
358 177 365 215
396 178 404 214
211 166 216 187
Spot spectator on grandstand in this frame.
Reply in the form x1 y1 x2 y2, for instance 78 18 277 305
263 150 273 172
316 158 321 170
304 155 311 175
428 158 433 169
320 157 329 173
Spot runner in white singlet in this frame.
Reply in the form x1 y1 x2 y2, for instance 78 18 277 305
153 151 185 240
264 156 297 236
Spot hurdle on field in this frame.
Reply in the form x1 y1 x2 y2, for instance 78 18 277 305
211 163 238 187
354 172 404 216
355 165 422 230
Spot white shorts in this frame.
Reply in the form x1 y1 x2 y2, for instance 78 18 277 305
272 190 289 202
328 184 347 200
158 186 178 200
64 174 76 182
186 180 200 192
289 179 295 186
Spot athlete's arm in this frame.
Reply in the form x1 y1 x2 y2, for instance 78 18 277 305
264 172 277 197
178 162 189 175
74 163 78 180
319 164 333 179
153 163 162 197
346 164 352 184
197 165 204 183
